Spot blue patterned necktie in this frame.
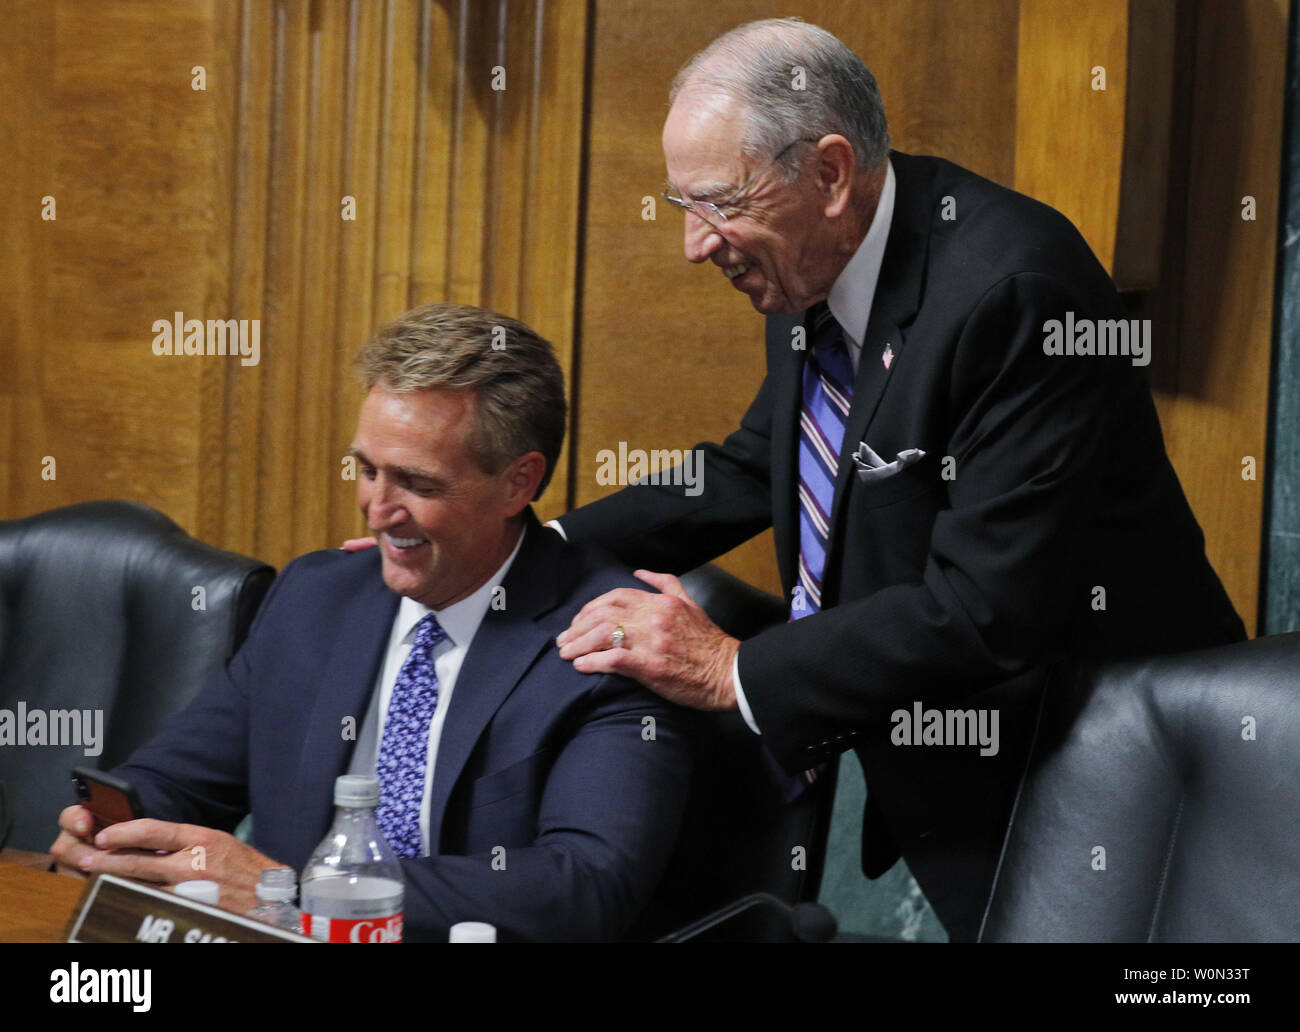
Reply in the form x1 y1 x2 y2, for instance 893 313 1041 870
795 302 855 619
376 613 447 858
762 303 854 801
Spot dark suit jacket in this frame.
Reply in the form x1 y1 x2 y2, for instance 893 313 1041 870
114 511 693 942
558 150 1245 940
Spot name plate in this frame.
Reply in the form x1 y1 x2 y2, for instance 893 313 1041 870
65 874 315 943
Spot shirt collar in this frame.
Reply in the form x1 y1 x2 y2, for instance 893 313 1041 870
827 157 896 349
392 523 527 649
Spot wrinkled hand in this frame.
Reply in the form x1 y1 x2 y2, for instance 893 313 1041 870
51 805 282 913
341 536 377 551
556 570 739 712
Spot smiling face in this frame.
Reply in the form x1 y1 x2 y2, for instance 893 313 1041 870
351 384 539 610
662 90 845 314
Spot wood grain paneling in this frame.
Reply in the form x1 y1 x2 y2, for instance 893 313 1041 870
3 0 589 570
1015 0 1177 291
4 0 216 528
0 0 54 516
1151 0 1289 632
208 0 274 558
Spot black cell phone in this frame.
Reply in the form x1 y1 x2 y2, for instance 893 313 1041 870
71 766 143 832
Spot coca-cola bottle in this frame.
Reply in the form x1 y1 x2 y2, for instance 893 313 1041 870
300 775 405 943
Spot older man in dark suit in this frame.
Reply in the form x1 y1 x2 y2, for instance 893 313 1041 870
553 18 1244 941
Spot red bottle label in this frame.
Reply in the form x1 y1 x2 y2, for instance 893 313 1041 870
305 912 404 943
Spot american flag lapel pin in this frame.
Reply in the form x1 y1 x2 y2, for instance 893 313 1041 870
882 343 894 370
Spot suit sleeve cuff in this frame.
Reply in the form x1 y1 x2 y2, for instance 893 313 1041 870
733 653 761 735
545 519 567 540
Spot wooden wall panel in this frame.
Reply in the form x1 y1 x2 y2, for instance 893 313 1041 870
2 1 217 530
296 0 347 557
0 0 587 571
0 1 55 516
329 0 385 547
1151 0 1289 632
1015 0 1177 290
517 1 588 516
1016 0 1144 288
205 0 274 558
259 1 311 563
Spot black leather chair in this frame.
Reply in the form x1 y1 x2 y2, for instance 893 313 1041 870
979 633 1300 942
626 563 839 942
0 501 273 852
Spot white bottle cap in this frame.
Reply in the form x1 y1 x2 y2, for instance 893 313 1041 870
334 774 379 807
255 867 298 902
174 880 220 905
449 921 496 943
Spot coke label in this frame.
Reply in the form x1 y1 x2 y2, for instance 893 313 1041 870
305 912 404 943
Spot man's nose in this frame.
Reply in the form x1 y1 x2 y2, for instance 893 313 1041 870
362 475 407 526
683 212 724 263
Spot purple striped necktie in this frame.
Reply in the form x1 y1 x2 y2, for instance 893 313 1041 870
795 302 854 619
376 613 447 858
770 303 853 800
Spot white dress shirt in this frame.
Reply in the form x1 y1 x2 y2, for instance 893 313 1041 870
734 158 896 733
347 527 525 855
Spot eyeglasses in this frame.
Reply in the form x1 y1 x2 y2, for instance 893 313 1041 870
662 137 820 227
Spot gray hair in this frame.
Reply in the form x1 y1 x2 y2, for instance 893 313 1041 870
353 303 566 500
670 18 890 178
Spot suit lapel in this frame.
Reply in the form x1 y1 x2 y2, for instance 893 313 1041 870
295 555 398 855
768 311 804 597
822 152 934 603
425 512 559 855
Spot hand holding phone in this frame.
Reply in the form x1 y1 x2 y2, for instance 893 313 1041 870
70 766 143 833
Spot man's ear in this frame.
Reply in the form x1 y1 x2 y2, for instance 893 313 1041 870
502 451 548 515
815 134 857 218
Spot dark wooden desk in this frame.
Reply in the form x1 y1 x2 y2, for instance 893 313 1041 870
0 851 86 942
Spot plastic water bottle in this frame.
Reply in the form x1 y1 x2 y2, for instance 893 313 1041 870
450 921 496 943
300 775 405 943
247 867 303 933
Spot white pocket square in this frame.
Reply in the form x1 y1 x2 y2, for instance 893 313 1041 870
852 442 926 483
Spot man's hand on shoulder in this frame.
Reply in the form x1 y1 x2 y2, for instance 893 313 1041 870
556 570 739 713
51 805 283 914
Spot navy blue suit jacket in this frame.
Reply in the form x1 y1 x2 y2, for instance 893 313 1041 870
114 512 693 941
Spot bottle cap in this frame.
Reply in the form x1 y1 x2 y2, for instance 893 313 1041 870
449 921 496 943
174 880 220 905
334 774 379 808
255 867 298 902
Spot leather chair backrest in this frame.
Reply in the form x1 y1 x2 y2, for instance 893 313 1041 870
980 633 1300 941
626 563 837 941
0 501 273 851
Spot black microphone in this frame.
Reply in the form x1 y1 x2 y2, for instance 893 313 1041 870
657 892 838 942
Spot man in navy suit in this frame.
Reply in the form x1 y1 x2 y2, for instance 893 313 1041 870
553 19 1244 941
51 303 693 942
